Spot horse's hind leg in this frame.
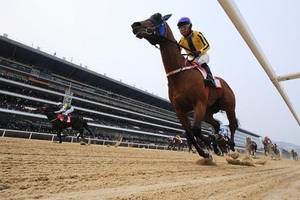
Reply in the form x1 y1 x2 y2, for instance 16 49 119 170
203 112 221 155
225 109 238 151
77 129 84 142
84 122 92 137
57 130 62 143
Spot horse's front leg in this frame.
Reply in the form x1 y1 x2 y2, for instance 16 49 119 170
187 139 196 153
176 110 210 158
192 107 212 158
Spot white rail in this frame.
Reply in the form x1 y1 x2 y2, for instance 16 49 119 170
218 0 300 125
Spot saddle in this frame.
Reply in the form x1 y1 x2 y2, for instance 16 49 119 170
57 114 71 123
190 62 222 88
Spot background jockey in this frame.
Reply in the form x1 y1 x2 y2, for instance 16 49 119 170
246 136 252 143
167 136 174 140
262 136 272 145
175 135 182 143
55 102 74 122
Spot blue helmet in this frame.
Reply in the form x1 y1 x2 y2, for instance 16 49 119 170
177 17 192 28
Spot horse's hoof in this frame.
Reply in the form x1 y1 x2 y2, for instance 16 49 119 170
229 151 239 159
208 154 213 159
213 148 221 156
203 153 212 159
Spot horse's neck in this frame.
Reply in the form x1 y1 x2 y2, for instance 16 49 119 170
46 114 56 121
45 109 57 121
160 26 184 74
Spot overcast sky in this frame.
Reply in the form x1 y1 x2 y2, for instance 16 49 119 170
1 0 300 146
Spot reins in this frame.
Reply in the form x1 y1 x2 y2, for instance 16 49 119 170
147 22 198 77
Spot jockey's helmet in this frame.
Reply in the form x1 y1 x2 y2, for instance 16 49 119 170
264 136 269 141
246 136 251 141
177 17 192 29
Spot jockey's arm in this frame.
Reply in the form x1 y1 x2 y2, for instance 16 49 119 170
63 106 74 115
54 107 65 114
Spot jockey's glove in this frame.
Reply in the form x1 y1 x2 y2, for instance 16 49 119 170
191 51 200 57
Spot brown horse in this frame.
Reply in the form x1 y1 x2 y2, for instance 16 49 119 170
166 137 186 151
132 13 239 158
291 149 298 161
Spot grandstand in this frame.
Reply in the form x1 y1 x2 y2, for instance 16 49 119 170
0 34 263 151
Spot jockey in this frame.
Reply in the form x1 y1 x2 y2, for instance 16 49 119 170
175 135 182 143
263 136 272 145
55 102 74 122
246 136 251 143
177 17 215 88
219 127 228 139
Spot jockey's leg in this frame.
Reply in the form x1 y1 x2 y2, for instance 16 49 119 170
201 63 216 88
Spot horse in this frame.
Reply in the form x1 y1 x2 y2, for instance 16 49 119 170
209 133 231 156
132 13 239 158
291 149 298 161
37 105 92 143
166 137 186 151
271 144 281 159
263 141 280 159
245 140 257 157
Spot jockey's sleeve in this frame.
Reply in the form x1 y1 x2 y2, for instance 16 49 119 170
55 107 65 113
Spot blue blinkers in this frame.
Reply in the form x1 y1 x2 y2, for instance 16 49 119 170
148 13 167 37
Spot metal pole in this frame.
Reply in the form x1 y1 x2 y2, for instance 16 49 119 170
218 0 300 125
277 72 300 82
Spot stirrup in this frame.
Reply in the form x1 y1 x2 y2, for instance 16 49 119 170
205 79 216 88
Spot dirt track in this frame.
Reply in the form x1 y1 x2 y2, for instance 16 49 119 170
1 137 300 200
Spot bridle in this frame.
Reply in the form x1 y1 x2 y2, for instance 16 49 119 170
139 15 199 77
145 14 193 53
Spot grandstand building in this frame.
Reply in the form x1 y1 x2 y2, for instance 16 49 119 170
0 34 263 150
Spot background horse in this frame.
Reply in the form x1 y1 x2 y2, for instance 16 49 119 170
246 140 257 157
166 137 186 151
291 149 298 161
37 105 92 143
264 142 280 159
209 134 231 156
132 13 239 158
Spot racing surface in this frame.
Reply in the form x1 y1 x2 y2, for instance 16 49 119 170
1 137 300 200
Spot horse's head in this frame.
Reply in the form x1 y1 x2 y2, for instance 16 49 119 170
131 13 172 45
39 106 47 114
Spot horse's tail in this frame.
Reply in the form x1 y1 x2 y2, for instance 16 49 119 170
235 118 240 130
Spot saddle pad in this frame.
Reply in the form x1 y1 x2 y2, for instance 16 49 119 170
196 66 222 88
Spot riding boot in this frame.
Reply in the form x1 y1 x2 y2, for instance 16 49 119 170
201 63 216 88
